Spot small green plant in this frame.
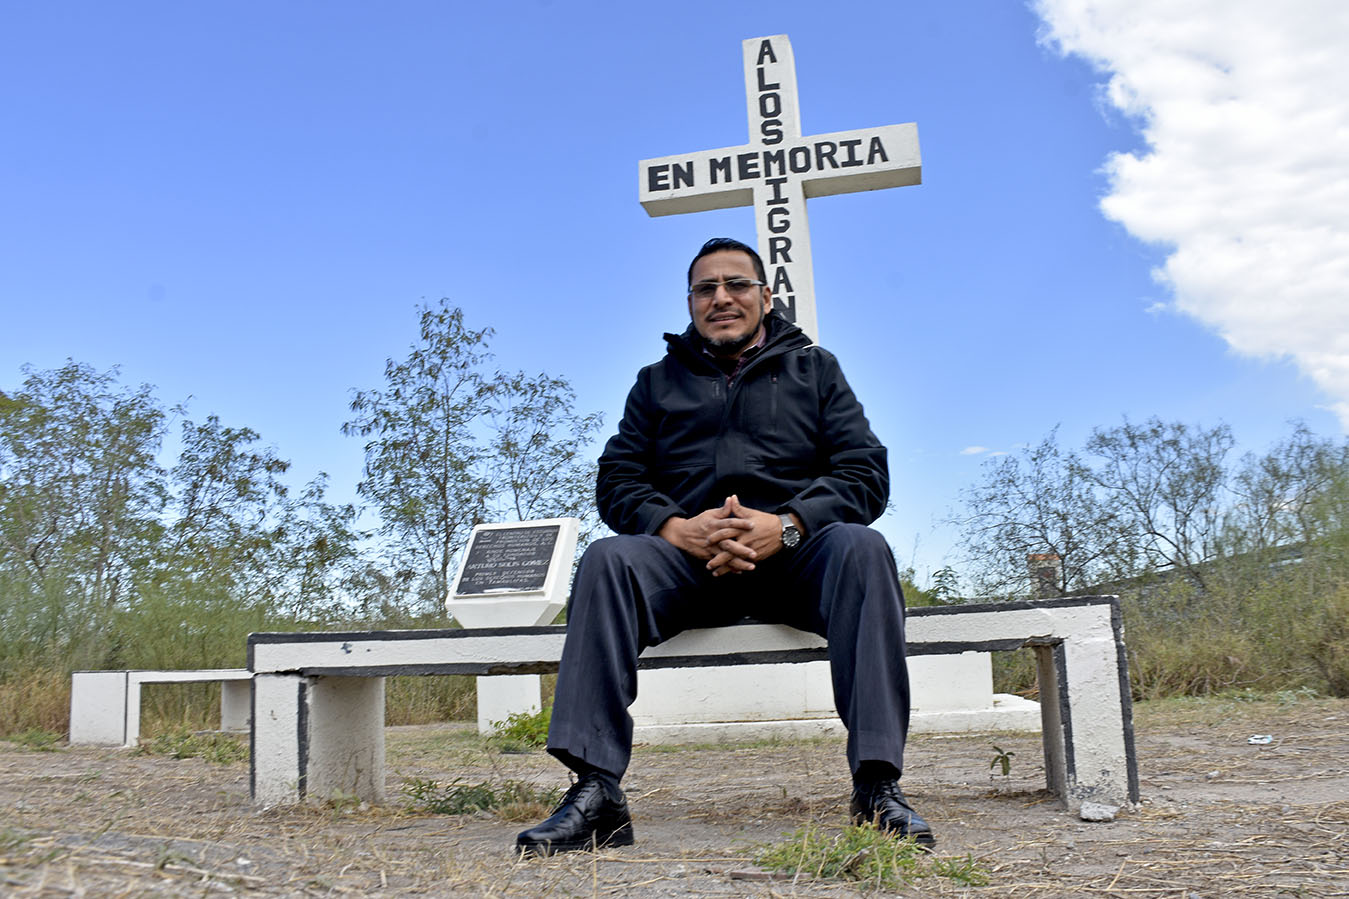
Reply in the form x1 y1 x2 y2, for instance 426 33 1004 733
990 743 1015 777
154 846 197 871
133 729 248 764
9 729 61 752
488 705 551 752
753 823 990 889
930 852 993 883
322 790 364 813
0 828 34 852
401 776 561 822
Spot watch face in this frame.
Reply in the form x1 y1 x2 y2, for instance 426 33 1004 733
780 515 801 548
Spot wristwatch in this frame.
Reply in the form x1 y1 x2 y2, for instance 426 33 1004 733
778 513 801 550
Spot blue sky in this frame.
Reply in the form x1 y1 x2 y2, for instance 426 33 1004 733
3 1 1345 587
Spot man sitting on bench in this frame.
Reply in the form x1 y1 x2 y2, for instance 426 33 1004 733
516 237 933 856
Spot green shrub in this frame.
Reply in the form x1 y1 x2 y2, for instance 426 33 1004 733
1306 585 1349 696
1121 570 1346 699
489 706 551 752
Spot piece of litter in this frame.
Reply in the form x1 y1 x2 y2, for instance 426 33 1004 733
728 869 794 881
1247 734 1274 745
1078 801 1118 822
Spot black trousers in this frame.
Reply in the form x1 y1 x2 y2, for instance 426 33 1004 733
547 522 912 780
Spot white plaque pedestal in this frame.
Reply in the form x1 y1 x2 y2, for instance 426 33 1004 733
475 672 547 735
447 518 578 734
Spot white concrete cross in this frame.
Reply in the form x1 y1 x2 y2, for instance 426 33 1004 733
639 35 921 342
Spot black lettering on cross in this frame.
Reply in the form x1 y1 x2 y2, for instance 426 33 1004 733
637 34 923 342
737 152 761 181
765 176 790 205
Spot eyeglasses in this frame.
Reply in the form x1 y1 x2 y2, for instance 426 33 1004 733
687 278 766 301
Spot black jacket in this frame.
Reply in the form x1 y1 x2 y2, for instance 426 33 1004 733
596 311 889 537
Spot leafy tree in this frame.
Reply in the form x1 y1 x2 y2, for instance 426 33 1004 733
954 418 1348 600
344 303 496 611
1227 423 1349 553
1085 418 1234 588
0 362 166 608
956 429 1125 596
162 414 291 591
485 371 603 526
344 300 602 613
0 361 370 676
269 475 365 622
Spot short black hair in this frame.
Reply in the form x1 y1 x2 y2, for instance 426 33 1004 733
687 237 767 287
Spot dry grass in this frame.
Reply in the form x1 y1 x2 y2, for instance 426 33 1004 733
3 697 1346 896
0 668 69 736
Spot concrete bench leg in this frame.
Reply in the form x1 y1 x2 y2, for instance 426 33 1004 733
221 680 251 732
308 676 385 803
252 674 308 805
124 673 149 747
69 671 130 745
1034 643 1068 798
251 674 385 806
1031 603 1139 811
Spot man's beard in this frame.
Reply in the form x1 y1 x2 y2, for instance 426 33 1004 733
703 311 764 357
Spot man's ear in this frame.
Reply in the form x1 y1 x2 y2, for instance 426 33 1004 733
761 286 772 314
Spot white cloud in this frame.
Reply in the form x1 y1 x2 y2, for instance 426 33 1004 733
1034 0 1349 428
960 445 991 455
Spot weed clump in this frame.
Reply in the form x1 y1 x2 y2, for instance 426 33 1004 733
753 823 989 889
401 776 561 822
8 729 61 751
133 729 248 764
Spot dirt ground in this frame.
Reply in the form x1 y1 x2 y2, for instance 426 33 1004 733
2 696 1347 897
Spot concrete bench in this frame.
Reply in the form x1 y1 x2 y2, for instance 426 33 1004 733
248 595 1139 814
69 669 252 747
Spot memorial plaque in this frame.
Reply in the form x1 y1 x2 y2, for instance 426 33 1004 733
455 524 560 596
448 518 578 729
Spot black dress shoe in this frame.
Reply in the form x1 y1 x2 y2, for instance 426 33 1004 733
850 779 936 848
516 773 634 857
